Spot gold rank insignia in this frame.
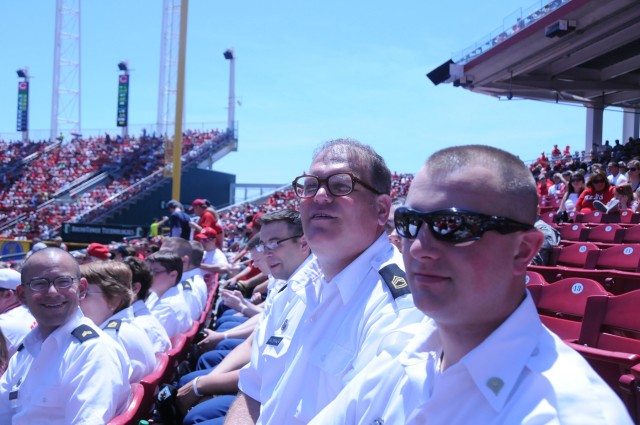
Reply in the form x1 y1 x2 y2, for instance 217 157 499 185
379 264 411 299
71 324 100 343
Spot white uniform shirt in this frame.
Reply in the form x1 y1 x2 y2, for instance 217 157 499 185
309 293 633 425
0 308 131 424
243 234 424 425
240 255 321 405
146 285 192 338
609 173 628 186
0 306 37 357
100 306 156 383
181 268 207 311
131 299 172 353
203 248 229 268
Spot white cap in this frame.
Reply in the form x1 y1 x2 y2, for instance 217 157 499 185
0 268 21 290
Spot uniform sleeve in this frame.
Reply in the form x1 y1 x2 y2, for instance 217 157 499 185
0 356 18 424
64 339 131 424
237 327 264 402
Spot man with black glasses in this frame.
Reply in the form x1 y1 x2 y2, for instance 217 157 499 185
308 145 632 424
0 248 131 424
226 139 423 424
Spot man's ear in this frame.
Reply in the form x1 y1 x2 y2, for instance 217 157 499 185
376 194 393 227
132 281 142 296
77 278 88 300
513 229 545 274
16 285 27 305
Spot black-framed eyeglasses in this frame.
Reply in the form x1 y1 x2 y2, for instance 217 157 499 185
256 234 303 252
394 207 534 245
24 276 79 292
292 172 382 198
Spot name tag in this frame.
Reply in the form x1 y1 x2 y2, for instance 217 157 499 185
266 336 283 346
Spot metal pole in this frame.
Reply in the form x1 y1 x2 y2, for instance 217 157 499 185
172 0 188 202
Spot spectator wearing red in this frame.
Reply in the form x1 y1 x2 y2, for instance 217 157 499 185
575 170 616 213
86 243 111 262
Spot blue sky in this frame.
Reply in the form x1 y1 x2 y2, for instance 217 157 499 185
0 1 625 185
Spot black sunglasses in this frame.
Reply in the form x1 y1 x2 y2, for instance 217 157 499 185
394 207 534 245
629 167 637 172
592 178 606 184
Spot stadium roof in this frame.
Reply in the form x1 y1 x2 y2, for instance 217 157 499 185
428 0 640 109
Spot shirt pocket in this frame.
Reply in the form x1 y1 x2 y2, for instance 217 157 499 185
30 384 67 410
310 339 355 376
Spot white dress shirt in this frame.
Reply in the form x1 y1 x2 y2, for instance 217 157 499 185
131 299 172 353
0 308 131 424
308 293 633 425
100 306 156 383
146 285 192 338
241 234 423 425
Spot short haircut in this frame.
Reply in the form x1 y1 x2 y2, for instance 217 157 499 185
146 251 183 283
21 247 80 283
424 145 538 224
258 209 303 237
122 256 152 301
80 261 133 313
188 241 204 267
161 237 192 265
313 138 392 195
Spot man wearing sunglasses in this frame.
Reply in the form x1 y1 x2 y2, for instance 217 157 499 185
308 145 631 424
226 139 423 424
0 247 131 423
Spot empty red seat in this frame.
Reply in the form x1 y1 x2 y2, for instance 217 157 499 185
587 224 624 244
595 244 640 272
529 277 608 340
558 223 590 242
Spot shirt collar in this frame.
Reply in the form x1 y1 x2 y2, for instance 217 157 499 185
458 292 542 412
328 233 393 305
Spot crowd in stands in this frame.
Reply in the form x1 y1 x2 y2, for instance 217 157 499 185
0 138 638 423
0 129 228 239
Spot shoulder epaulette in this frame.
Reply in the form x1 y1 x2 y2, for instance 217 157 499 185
71 324 100 343
17 343 24 352
182 281 192 290
379 263 411 299
104 319 122 332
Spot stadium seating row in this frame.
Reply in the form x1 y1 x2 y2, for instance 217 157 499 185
107 276 219 424
526 278 640 422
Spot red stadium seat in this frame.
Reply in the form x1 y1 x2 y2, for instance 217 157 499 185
576 210 606 224
594 244 640 272
139 352 170 418
620 210 640 224
528 242 600 282
528 277 608 340
558 223 590 242
540 211 557 225
525 270 547 286
575 290 640 420
621 225 640 244
106 383 145 425
587 224 624 244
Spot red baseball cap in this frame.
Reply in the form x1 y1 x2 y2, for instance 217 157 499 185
194 227 217 241
189 199 207 211
87 243 111 260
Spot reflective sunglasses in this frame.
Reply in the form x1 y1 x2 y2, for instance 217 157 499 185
292 172 382 198
24 276 79 292
394 207 534 245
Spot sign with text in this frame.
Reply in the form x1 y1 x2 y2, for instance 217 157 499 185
62 223 147 244
16 81 28 132
117 74 129 127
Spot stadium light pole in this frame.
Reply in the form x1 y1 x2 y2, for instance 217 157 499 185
117 61 129 138
16 68 30 142
171 0 189 203
224 49 236 138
